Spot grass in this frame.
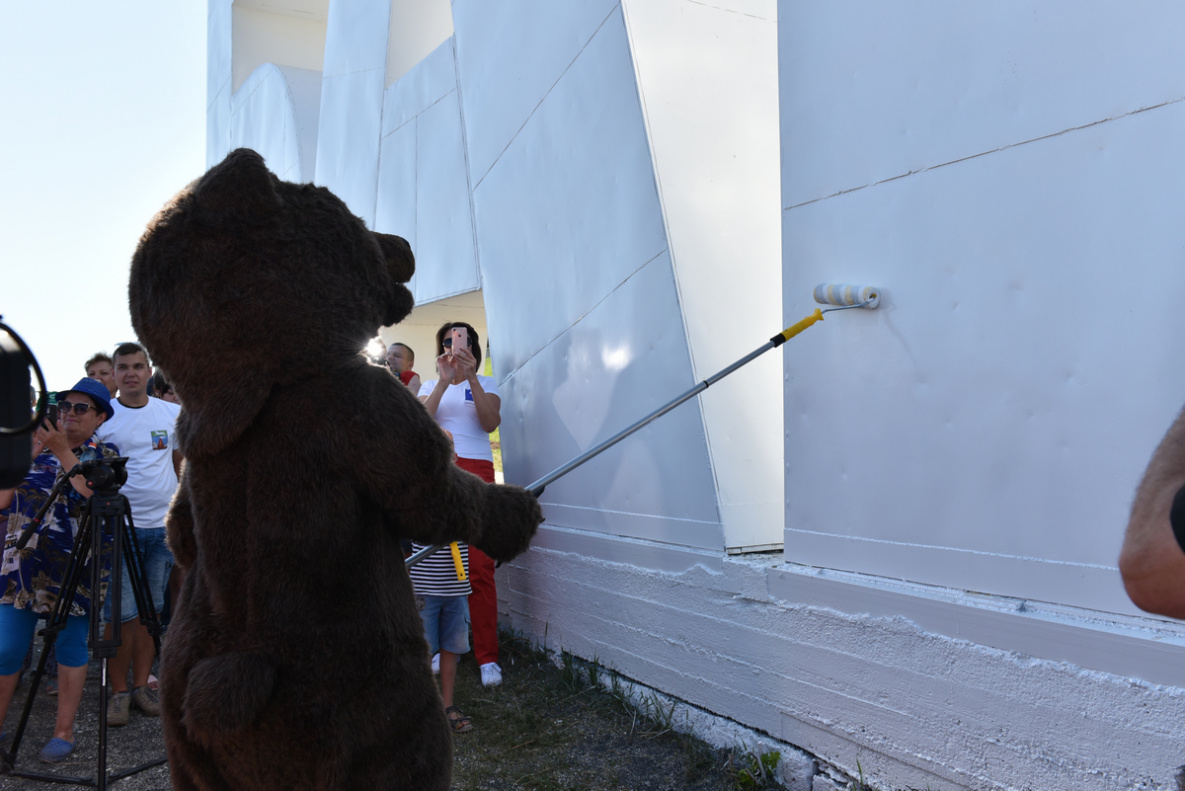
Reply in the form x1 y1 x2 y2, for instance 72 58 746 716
448 632 737 790
725 746 782 790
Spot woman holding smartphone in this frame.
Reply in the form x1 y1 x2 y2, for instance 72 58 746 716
418 321 506 687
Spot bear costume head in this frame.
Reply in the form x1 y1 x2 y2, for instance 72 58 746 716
130 147 415 457
130 149 541 790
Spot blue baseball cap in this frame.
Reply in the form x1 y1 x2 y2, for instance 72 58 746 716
55 378 116 421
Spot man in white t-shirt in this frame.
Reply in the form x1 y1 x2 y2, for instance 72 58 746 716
95 342 182 726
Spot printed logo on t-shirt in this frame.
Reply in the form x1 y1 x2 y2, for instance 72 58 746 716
151 430 169 451
464 389 474 405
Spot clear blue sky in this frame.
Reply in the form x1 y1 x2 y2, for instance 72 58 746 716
0 2 207 394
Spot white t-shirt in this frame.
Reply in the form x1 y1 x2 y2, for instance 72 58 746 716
418 375 499 461
95 396 182 529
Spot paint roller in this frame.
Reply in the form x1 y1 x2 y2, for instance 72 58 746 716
406 283 880 569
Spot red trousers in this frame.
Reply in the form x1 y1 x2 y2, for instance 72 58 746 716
456 456 499 665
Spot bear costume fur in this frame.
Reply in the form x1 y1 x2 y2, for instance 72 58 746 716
127 148 542 790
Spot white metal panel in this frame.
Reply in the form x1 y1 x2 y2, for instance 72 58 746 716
281 66 323 181
314 72 385 222
623 0 781 551
472 7 668 377
228 64 319 182
781 1 1185 210
373 117 417 255
312 0 389 223
375 36 475 304
783 95 1185 616
381 37 456 137
452 0 621 185
207 0 233 167
318 0 387 77
500 253 721 548
413 89 479 301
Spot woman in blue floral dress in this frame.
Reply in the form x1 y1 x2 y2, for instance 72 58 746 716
0 378 118 763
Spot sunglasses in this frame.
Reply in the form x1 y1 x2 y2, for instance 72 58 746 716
57 401 100 416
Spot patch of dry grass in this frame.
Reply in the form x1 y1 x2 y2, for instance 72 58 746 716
449 633 735 791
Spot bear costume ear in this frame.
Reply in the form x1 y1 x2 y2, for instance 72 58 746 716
374 232 415 327
194 148 282 220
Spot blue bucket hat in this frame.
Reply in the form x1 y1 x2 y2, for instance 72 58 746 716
55 378 116 421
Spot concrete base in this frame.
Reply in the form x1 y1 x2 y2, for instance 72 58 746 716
501 528 1185 791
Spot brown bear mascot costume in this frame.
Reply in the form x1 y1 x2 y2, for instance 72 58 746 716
127 148 542 790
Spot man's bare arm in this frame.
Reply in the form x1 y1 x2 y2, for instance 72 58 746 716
1120 404 1185 618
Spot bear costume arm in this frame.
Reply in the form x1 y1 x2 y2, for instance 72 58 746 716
166 472 198 571
355 367 542 563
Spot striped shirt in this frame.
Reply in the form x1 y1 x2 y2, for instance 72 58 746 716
408 542 471 597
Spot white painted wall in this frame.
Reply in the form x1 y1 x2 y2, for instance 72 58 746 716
207 1 1185 788
779 1 1185 619
458 4 724 547
312 0 388 224
502 544 1185 790
623 0 782 551
211 3 323 182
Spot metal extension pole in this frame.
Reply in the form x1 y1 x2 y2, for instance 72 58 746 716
405 305 863 570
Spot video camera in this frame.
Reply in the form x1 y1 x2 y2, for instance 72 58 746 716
0 317 47 488
78 454 129 495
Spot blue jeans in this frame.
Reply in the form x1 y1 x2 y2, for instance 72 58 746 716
418 595 470 656
102 527 173 623
0 605 89 673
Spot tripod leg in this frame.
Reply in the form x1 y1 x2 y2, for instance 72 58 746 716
3 513 93 768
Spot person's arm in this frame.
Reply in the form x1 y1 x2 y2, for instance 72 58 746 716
406 373 422 397
420 354 459 419
173 448 184 478
1120 404 1185 617
38 421 94 500
466 375 501 434
453 348 501 433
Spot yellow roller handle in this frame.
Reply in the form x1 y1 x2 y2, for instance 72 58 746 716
777 309 823 343
450 542 467 581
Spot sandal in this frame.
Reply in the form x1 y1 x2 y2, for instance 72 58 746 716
445 705 473 733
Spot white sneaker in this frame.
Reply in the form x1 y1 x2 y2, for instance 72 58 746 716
431 653 440 675
479 662 502 688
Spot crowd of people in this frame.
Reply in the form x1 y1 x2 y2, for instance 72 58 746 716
0 321 515 763
0 342 181 763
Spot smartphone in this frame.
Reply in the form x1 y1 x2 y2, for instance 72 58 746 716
450 327 468 357
44 403 59 429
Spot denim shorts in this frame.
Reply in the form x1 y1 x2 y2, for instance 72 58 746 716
102 527 173 624
418 595 470 656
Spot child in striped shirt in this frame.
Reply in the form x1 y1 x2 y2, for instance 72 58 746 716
409 431 475 732
410 540 472 732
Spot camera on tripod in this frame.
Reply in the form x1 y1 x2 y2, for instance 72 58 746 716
77 455 129 496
